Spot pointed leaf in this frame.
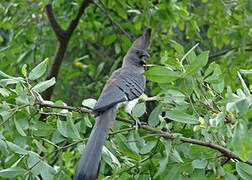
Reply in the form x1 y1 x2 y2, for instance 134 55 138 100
0 167 27 178
32 77 56 93
6 141 28 155
28 58 48 80
166 111 198 124
144 66 182 83
148 105 162 127
185 51 209 76
236 162 252 180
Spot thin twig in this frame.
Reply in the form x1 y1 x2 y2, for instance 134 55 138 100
180 43 199 64
94 0 133 41
110 127 136 135
125 134 162 143
209 46 252 59
36 101 92 114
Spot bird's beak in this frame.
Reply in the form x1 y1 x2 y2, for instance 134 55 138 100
143 51 150 58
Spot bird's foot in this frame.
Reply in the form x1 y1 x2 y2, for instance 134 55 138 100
127 113 147 128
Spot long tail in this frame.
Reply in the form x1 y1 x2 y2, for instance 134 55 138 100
74 106 117 180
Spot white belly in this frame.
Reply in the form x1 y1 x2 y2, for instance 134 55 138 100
116 98 139 114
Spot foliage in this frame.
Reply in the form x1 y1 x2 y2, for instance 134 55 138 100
0 0 252 179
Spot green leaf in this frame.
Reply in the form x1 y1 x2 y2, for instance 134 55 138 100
165 165 181 179
171 40 184 53
66 115 81 139
154 138 171 178
21 64 27 77
27 152 42 176
132 102 146 117
148 105 162 127
0 77 24 86
41 161 56 180
204 63 224 93
0 139 8 156
84 115 92 128
32 77 56 93
185 51 209 76
140 141 156 154
82 98 97 109
33 140 47 153
225 172 238 180
6 141 28 155
0 167 27 178
114 134 140 160
232 124 252 161
166 111 199 124
128 131 140 154
192 159 208 169
226 97 250 114
170 149 184 163
32 120 55 136
237 71 250 96
57 119 68 138
0 70 13 79
51 130 65 144
14 118 26 136
103 34 117 45
240 69 252 75
0 88 10 97
144 66 182 83
28 58 48 80
236 162 252 180
102 146 121 168
27 151 56 178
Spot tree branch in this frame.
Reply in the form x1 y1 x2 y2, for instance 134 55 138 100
33 102 252 166
42 0 91 101
94 0 133 42
44 4 66 42
66 0 92 35
209 44 252 59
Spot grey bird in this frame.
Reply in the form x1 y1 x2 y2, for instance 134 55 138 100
74 28 151 180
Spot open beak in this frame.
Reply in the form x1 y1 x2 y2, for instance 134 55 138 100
141 51 149 71
143 51 150 58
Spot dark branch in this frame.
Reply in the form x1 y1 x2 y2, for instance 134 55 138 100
33 102 252 166
36 101 92 114
44 4 66 42
209 44 252 59
42 0 91 101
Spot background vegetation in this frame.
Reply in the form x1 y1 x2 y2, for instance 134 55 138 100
0 0 251 179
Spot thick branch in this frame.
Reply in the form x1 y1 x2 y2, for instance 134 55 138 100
44 4 66 42
33 102 252 166
42 0 91 101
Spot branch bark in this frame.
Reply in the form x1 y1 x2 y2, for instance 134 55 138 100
209 44 252 59
34 102 252 166
42 0 91 101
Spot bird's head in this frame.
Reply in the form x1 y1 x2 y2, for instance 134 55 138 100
122 28 151 68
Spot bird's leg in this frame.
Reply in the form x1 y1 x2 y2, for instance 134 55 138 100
127 113 147 128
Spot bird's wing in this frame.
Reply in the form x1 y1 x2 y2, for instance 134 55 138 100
93 68 145 113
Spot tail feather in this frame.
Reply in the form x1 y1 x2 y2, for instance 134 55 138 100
74 106 117 180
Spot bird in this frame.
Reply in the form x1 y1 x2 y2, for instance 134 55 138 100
74 28 152 180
